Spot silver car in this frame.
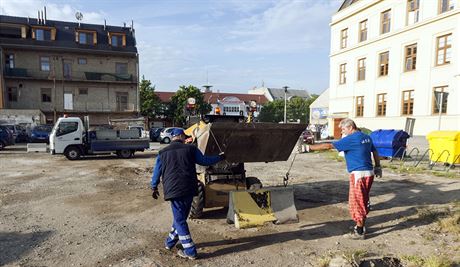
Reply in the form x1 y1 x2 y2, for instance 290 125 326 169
160 127 184 144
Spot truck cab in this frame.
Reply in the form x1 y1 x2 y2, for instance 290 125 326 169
50 117 84 155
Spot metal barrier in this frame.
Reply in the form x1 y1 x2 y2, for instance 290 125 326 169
389 146 407 162
429 150 450 170
415 149 433 168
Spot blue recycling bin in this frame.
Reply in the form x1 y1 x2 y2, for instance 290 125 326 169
369 129 410 158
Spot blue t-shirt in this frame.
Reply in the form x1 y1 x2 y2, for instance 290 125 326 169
333 131 376 172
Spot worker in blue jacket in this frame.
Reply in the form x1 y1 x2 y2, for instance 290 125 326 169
151 128 224 260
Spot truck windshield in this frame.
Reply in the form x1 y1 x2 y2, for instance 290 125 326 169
56 122 78 137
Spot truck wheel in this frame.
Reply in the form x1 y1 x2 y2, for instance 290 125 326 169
246 177 262 190
189 181 205 219
65 146 81 160
117 149 132 159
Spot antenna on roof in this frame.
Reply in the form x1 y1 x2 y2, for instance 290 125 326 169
75 11 83 27
44 6 47 24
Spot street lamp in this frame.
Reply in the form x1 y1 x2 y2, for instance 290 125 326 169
283 86 289 123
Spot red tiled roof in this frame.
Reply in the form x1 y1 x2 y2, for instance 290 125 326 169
155 91 268 105
155 92 175 102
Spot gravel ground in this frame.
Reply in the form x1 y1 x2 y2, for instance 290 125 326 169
0 144 459 267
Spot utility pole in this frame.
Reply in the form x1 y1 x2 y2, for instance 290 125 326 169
283 86 289 123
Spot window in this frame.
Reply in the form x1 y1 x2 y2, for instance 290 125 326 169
7 87 18 102
377 93 387 116
401 90 414 115
339 63 347 84
341 28 348 49
357 58 366 81
404 44 417 71
359 20 367 42
41 88 52 102
115 63 128 74
32 27 53 41
76 30 96 45
379 51 389 76
407 0 420 25
78 58 87 65
436 34 452 65
56 122 78 137
108 33 126 47
79 88 88 95
40 56 50 71
116 92 128 111
433 86 449 114
356 96 364 117
439 0 455 14
381 9 391 34
5 54 14 69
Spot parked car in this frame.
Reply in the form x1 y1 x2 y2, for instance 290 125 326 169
29 125 53 143
128 125 148 138
2 124 18 142
149 127 164 142
0 125 15 150
301 130 315 145
160 127 184 144
15 125 29 143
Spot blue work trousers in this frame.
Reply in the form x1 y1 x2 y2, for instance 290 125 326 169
165 195 197 256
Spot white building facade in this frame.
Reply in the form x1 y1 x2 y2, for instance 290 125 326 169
329 0 460 137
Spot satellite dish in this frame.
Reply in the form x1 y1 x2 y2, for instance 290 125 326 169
75 12 83 21
312 109 321 120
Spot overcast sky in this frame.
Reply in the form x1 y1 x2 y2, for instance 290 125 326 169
1 0 342 94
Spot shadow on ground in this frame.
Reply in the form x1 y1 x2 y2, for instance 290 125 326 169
0 231 53 265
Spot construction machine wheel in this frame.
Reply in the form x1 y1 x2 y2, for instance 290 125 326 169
246 177 262 190
189 181 205 219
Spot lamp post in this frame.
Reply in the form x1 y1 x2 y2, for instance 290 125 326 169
283 86 289 123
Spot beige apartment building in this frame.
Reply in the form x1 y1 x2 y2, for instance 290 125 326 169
0 15 139 125
329 0 459 137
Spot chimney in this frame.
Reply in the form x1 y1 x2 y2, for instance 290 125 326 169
37 11 40 24
130 20 133 32
104 19 106 30
41 11 44 24
123 22 126 28
44 6 47 24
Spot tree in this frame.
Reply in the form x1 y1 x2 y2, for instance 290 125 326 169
258 94 319 123
170 85 212 126
257 100 285 122
139 76 161 119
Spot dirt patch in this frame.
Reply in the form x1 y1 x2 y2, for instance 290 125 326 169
1 147 459 266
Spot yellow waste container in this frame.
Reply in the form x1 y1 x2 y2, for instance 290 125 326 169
426 131 460 164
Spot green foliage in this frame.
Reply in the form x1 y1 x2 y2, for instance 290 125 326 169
257 99 285 122
139 77 161 119
170 85 211 126
258 94 319 123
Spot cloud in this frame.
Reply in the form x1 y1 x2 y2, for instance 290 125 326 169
0 0 105 24
225 0 341 53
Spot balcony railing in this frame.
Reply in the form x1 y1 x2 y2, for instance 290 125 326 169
4 68 28 77
69 102 136 113
4 68 136 82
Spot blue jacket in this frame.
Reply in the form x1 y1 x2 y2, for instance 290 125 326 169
151 140 222 200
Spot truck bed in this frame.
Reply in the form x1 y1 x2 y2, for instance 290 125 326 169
89 139 149 152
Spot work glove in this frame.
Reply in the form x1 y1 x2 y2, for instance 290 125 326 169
219 152 226 160
374 166 382 178
151 187 160 199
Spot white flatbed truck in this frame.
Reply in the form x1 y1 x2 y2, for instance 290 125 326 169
50 117 149 160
